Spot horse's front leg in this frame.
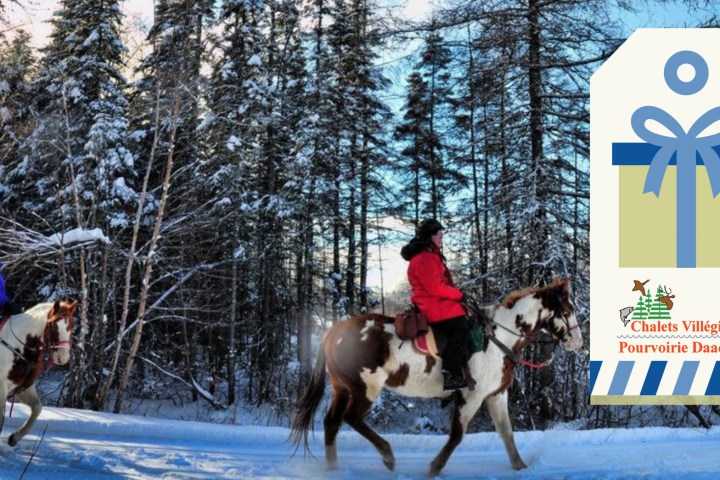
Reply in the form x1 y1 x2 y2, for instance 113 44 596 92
8 385 42 447
428 390 482 477
0 384 6 438
486 391 527 470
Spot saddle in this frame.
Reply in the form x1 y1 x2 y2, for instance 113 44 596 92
395 306 487 359
413 328 441 358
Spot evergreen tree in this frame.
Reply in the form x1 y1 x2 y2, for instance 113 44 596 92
394 32 461 224
107 0 215 413
326 0 390 314
394 71 430 226
632 294 649 320
0 29 36 205
10 0 136 409
648 285 672 320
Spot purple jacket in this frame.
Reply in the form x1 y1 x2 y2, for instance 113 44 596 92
0 264 10 307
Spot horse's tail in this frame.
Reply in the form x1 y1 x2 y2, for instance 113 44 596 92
289 337 327 455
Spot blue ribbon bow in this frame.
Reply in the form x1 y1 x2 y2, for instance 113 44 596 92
631 106 720 267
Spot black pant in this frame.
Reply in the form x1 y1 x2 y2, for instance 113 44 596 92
432 315 471 377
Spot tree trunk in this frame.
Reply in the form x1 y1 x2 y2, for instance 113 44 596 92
359 137 369 311
345 136 357 315
113 96 180 414
528 0 555 426
227 251 238 406
96 78 165 409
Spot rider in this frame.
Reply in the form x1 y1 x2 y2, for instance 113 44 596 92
401 219 472 391
0 263 22 318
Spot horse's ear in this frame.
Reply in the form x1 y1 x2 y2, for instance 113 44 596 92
48 300 61 320
553 278 570 292
68 300 78 314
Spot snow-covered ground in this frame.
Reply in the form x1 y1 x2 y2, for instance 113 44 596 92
1 405 719 479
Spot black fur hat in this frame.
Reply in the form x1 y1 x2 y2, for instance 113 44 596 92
417 219 444 239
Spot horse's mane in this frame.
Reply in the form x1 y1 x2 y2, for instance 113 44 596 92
20 302 54 322
501 280 568 310
501 287 541 309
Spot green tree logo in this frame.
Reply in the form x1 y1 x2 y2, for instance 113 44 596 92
647 285 672 320
631 294 648 320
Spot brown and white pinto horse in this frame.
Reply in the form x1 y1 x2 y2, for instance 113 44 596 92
290 280 582 475
1 300 76 446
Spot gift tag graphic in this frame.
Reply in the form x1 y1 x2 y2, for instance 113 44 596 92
591 30 720 405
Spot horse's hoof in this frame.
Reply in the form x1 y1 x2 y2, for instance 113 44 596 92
512 460 528 470
428 466 442 477
383 457 395 471
8 434 17 447
428 460 444 477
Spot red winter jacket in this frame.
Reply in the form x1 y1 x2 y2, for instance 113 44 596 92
405 246 465 323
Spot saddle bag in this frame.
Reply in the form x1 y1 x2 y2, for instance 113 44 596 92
394 306 429 341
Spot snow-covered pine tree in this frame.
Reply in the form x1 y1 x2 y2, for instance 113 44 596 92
107 0 215 414
11 0 136 409
394 71 430 227
394 29 461 248
0 30 36 205
201 0 312 405
416 30 460 219
326 0 390 314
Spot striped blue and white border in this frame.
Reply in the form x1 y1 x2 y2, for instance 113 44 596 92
590 359 720 404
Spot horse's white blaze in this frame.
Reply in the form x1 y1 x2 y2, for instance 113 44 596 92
53 345 71 365
564 313 583 351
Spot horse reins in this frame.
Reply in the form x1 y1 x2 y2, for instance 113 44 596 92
473 303 579 370
40 320 73 372
1 315 72 371
486 331 552 369
0 316 32 363
2 313 72 418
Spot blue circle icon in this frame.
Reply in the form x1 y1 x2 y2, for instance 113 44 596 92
664 50 708 95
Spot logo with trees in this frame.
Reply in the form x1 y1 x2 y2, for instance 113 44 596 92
619 281 675 327
632 285 672 321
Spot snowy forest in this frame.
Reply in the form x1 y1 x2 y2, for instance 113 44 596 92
1 0 719 435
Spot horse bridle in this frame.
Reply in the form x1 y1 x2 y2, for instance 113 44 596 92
1 316 72 366
41 319 73 370
475 306 579 369
556 311 582 343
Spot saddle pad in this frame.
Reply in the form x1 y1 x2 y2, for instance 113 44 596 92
413 328 440 358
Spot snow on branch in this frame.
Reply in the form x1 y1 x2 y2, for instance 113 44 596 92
136 355 224 410
0 220 111 268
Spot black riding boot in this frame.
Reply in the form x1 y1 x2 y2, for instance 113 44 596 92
434 315 472 391
442 370 467 391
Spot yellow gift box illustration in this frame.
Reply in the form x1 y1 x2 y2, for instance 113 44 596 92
613 51 720 268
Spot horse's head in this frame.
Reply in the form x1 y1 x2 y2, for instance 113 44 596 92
541 280 583 351
45 300 77 365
